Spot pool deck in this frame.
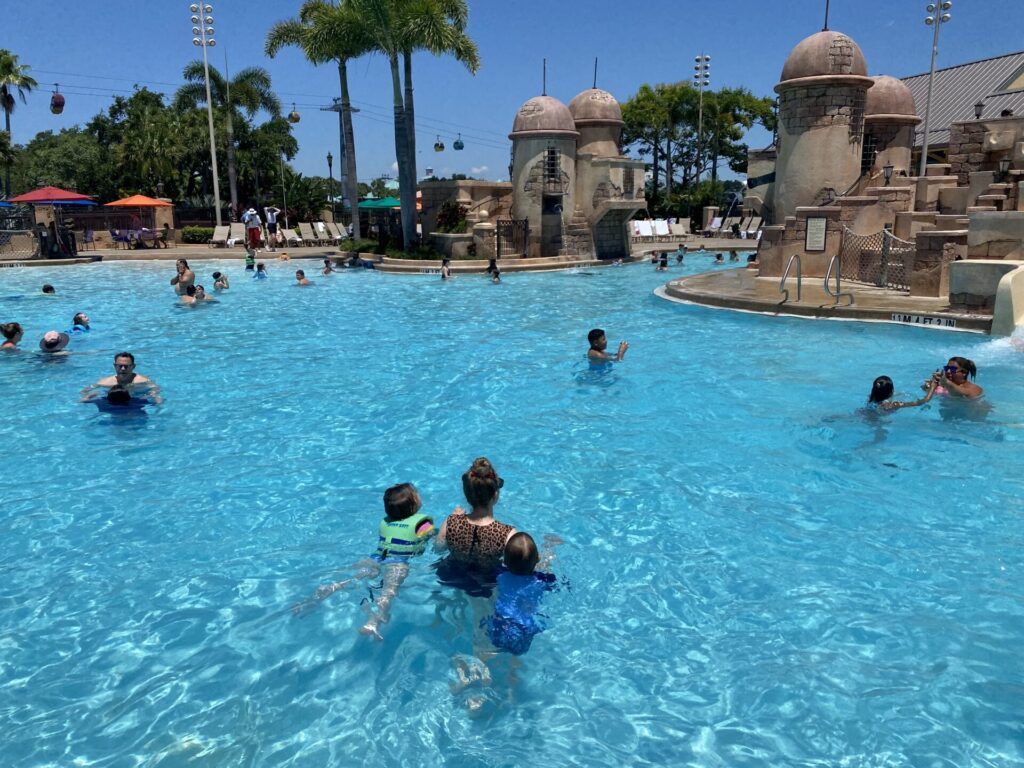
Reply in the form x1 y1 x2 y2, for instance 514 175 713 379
657 267 993 334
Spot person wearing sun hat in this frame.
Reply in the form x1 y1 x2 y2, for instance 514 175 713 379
39 330 70 353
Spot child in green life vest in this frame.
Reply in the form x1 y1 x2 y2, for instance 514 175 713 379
244 248 255 271
303 483 434 639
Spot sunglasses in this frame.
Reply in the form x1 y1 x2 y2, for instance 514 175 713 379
943 365 961 375
115 363 133 370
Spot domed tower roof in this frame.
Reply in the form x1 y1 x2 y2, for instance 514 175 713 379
510 95 579 139
568 88 623 126
865 75 921 124
778 30 869 84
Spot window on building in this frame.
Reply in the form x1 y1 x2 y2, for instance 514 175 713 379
998 64 1024 93
861 133 878 176
544 147 560 183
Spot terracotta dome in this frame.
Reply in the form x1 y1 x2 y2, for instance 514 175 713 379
779 30 868 83
510 95 578 138
865 75 920 122
568 88 623 125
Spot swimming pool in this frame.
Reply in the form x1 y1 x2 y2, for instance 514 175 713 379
2 256 1022 767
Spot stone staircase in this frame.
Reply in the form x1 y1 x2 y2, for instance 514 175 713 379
560 206 593 257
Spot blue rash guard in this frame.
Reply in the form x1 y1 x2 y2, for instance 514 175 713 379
482 568 557 655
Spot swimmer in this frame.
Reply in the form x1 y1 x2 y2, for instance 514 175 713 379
441 258 451 280
714 253 724 264
295 269 312 286
928 357 983 399
170 259 195 296
254 262 268 280
491 269 501 284
180 285 198 305
650 252 659 265
212 271 229 290
277 252 290 261
656 252 668 271
299 483 434 640
70 312 90 333
587 327 628 362
1 321 24 350
194 285 214 302
322 259 334 276
746 254 760 269
612 258 623 266
83 351 161 404
675 244 687 264
868 375 937 411
244 248 256 271
482 532 560 655
38 330 70 354
729 250 739 262
41 284 56 295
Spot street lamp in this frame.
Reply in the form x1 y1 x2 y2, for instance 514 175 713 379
326 151 336 223
918 1 952 178
883 164 894 186
693 54 711 183
190 3 223 227
156 181 165 198
974 101 985 119
998 156 1011 181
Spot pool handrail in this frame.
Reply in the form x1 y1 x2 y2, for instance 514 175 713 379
780 254 801 303
824 253 854 305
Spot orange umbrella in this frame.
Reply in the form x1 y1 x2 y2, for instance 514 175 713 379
105 194 172 207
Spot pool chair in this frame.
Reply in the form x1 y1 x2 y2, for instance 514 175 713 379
208 225 229 248
298 222 322 246
228 222 247 246
109 229 132 249
745 216 762 238
701 216 722 237
653 219 671 242
324 221 347 242
279 228 302 247
316 221 342 245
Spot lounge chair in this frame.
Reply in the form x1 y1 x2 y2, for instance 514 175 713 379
721 217 741 237
228 222 247 246
298 222 322 245
208 225 229 248
745 216 763 238
668 222 687 238
281 228 303 247
316 221 342 244
702 216 723 237
653 219 671 241
324 221 347 242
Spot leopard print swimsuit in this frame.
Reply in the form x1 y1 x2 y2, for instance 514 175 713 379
444 512 514 569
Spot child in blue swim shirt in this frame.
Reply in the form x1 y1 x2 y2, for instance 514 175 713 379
483 532 558 655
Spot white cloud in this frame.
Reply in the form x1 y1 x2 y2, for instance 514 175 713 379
391 161 399 173
471 165 489 175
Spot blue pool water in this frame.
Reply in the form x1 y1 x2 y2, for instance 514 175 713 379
1 256 1022 767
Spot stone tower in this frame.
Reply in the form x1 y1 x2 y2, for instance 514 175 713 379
773 30 874 219
509 95 578 258
863 75 920 180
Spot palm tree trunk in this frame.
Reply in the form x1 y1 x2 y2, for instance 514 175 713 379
338 60 360 240
226 110 239 219
3 92 11 199
665 137 673 200
403 51 417 199
389 55 415 251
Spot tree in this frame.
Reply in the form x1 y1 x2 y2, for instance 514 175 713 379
0 50 37 197
344 0 479 250
174 63 281 218
266 0 371 239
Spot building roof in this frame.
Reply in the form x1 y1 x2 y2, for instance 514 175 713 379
568 88 623 125
779 30 868 83
865 75 919 123
903 50 1024 147
510 95 578 138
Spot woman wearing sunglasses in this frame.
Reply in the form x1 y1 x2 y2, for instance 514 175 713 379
932 357 983 399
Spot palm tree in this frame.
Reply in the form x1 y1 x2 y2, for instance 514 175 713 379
174 63 281 218
346 0 479 250
266 0 370 239
0 50 37 198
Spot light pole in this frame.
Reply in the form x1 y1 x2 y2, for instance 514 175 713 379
320 99 359 231
190 3 222 227
918 1 952 178
694 54 711 184
326 151 336 223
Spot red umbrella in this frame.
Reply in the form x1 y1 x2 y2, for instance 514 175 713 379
9 185 95 203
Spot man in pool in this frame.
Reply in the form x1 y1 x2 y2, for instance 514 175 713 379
587 328 628 362
170 259 195 295
295 269 313 286
83 351 161 404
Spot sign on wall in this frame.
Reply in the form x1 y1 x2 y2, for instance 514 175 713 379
805 217 827 252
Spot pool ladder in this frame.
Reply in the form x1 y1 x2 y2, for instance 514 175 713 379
824 253 854 305
779 254 801 303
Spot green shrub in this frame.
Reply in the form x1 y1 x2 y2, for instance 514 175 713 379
181 226 214 244
435 200 468 234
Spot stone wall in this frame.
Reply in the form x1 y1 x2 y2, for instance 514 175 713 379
779 84 866 137
912 231 965 297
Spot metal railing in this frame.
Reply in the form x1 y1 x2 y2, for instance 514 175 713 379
779 254 801 303
824 253 854 305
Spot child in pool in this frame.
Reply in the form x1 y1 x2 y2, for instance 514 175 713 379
244 248 256 271
253 262 268 279
482 532 559 655
587 327 628 362
868 375 937 411
304 483 434 639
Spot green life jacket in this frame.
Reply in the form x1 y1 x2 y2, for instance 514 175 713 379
377 512 433 558
245 252 255 266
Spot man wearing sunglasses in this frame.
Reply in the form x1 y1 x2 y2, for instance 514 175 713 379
84 351 161 404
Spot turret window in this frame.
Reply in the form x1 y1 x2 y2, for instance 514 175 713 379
623 168 635 196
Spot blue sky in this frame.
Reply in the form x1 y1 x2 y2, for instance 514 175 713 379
6 1 1023 187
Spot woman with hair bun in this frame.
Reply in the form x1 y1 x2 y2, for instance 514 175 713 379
435 457 518 595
